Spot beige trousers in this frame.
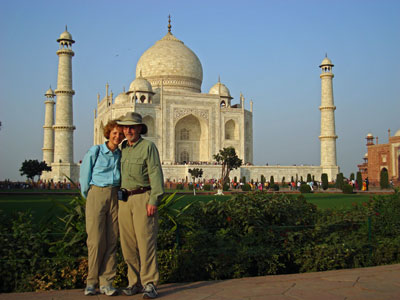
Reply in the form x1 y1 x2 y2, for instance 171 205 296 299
118 191 159 287
85 186 119 286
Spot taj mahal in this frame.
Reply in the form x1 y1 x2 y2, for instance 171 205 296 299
41 20 339 184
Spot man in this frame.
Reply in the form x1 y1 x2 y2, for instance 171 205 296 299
117 112 164 299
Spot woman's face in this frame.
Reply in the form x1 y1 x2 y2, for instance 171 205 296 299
109 126 124 147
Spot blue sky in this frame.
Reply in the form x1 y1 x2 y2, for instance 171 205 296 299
0 0 399 181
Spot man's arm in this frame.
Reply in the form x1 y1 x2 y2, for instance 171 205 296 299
147 143 164 207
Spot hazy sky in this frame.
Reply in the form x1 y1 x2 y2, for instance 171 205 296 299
1 0 399 181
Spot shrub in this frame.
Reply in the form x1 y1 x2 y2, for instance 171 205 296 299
271 184 280 191
299 183 312 193
0 211 51 292
241 184 251 191
307 174 312 182
281 176 286 187
3 191 400 292
176 183 184 190
260 175 266 186
350 173 355 181
342 183 354 194
270 176 275 186
204 184 211 191
223 183 230 191
380 169 390 189
336 173 344 190
356 172 363 190
321 173 328 190
242 176 246 183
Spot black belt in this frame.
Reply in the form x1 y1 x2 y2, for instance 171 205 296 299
127 186 151 196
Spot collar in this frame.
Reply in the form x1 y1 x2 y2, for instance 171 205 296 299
123 137 143 148
100 142 121 154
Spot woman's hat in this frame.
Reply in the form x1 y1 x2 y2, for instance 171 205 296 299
117 112 148 134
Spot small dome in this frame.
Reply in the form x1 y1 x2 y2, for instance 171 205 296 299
114 92 129 104
129 75 153 93
45 87 55 97
367 133 374 138
209 81 232 99
57 27 75 43
319 56 334 67
394 129 400 137
364 152 368 158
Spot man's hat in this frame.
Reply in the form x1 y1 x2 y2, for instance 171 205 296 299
117 112 148 135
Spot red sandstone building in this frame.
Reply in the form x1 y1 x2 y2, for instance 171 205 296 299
358 129 400 186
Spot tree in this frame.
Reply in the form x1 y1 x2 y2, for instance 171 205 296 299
336 173 344 190
213 147 242 190
260 175 266 190
270 175 275 186
356 172 363 190
350 173 355 181
307 173 312 182
321 173 328 190
188 168 203 195
380 169 390 189
19 159 51 182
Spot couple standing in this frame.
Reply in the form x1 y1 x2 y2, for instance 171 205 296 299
79 112 164 298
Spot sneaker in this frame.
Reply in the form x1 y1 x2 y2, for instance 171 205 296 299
122 285 142 296
99 285 118 296
143 282 158 299
84 285 96 296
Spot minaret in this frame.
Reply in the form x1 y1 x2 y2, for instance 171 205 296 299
42 87 55 164
319 55 339 180
52 27 78 181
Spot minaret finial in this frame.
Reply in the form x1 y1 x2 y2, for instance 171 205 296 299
65 25 68 31
218 75 220 83
168 14 172 33
325 52 328 58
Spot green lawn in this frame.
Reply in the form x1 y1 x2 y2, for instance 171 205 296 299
0 191 377 223
0 194 75 223
302 193 373 209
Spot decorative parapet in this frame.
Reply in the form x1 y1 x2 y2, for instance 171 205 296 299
173 107 209 121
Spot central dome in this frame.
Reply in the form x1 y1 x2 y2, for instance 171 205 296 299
136 32 203 93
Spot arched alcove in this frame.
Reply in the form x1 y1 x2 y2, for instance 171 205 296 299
175 114 208 163
225 119 238 140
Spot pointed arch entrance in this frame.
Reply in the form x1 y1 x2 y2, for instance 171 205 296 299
174 114 208 163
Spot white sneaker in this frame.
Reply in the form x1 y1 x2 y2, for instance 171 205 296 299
122 284 142 296
99 285 118 296
143 282 158 299
84 285 96 296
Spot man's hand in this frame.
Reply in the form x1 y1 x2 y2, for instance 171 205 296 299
146 204 158 216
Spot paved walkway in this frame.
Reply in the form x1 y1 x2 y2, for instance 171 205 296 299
1 264 400 300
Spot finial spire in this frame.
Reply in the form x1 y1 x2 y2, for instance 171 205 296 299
65 25 68 31
218 75 220 83
325 52 328 58
168 14 172 33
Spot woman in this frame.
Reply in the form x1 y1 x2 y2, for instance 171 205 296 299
79 120 124 296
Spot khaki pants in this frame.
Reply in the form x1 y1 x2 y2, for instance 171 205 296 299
118 191 159 287
86 186 119 286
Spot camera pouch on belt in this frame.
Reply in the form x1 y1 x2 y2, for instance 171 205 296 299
117 188 128 202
